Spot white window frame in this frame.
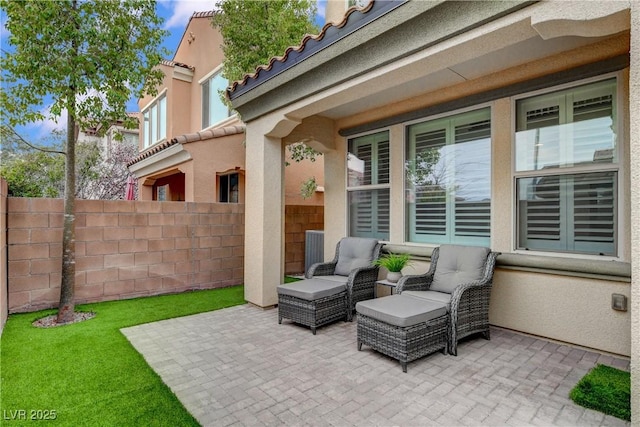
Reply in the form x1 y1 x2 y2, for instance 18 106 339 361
346 129 391 241
512 73 622 258
200 65 231 130
404 106 492 247
141 90 167 148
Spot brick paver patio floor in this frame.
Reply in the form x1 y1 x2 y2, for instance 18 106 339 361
122 304 630 427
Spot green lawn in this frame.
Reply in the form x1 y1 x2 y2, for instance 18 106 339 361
570 363 631 421
1 286 246 426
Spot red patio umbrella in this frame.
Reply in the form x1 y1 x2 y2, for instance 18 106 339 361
125 176 136 200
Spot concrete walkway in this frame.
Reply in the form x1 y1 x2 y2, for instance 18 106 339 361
122 304 630 427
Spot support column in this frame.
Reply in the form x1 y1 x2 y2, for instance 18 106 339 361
243 115 298 307
629 2 639 423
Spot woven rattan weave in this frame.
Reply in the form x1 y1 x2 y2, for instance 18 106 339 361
357 312 448 372
278 292 347 335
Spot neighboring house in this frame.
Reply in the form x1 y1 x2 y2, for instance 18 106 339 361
127 11 324 206
78 114 139 159
228 0 638 406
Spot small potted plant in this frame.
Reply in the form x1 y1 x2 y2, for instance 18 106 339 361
374 252 412 283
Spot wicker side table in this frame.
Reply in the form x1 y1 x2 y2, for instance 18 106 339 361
356 295 448 372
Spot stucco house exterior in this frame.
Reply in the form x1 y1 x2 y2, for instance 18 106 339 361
127 10 325 274
127 11 324 207
228 0 638 417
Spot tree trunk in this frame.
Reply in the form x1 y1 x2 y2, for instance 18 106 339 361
57 111 77 324
57 0 78 324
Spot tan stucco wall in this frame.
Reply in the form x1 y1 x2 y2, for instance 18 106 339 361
324 0 349 26
188 134 246 203
173 16 226 134
628 0 639 422
491 270 630 356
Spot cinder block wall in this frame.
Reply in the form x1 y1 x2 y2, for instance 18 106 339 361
1 179 8 332
7 198 244 313
284 205 324 275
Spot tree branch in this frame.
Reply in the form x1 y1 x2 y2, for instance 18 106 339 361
1 125 66 155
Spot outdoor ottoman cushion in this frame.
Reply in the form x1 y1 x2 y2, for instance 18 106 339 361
277 278 346 301
356 294 447 327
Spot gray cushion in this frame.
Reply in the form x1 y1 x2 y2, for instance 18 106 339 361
277 278 346 301
355 294 447 327
402 290 452 312
430 245 490 294
313 275 349 284
334 238 379 276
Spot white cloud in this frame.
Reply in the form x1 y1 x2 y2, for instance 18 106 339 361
163 0 216 30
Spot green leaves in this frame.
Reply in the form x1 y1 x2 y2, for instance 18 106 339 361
0 0 169 131
211 0 319 84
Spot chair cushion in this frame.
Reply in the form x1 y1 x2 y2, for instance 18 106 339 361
355 294 447 327
402 290 452 312
334 238 379 276
313 275 349 284
277 278 346 301
431 245 490 294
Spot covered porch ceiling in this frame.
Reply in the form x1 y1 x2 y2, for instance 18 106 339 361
318 32 622 120
242 1 630 130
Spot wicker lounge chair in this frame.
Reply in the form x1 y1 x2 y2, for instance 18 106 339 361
396 245 500 356
277 237 383 334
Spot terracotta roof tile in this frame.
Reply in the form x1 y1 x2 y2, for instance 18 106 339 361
227 0 382 99
127 125 245 167
191 11 215 19
159 59 195 70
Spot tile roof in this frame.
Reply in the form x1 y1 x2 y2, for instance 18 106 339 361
191 11 215 19
159 59 195 71
126 125 245 167
227 0 406 100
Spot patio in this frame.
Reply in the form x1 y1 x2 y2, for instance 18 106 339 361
122 304 630 426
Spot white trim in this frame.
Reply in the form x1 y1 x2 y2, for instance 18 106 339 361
510 72 623 258
198 63 225 85
200 113 239 132
401 101 494 128
140 88 168 113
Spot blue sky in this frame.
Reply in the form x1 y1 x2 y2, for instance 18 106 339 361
1 0 327 144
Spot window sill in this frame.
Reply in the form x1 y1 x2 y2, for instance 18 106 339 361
383 244 631 282
497 253 630 282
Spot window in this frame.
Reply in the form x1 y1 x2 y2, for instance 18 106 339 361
202 71 230 129
347 131 390 240
156 184 168 201
515 78 617 255
219 173 239 203
142 94 166 148
405 108 491 246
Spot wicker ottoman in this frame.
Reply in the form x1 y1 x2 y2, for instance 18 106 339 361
356 295 448 372
277 278 347 335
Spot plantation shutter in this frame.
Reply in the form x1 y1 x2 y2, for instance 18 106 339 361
348 132 390 240
407 108 491 246
414 128 447 236
453 118 491 239
516 78 616 255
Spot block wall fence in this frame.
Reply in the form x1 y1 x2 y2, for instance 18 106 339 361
284 205 324 275
1 180 8 332
0 193 323 317
6 198 245 314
